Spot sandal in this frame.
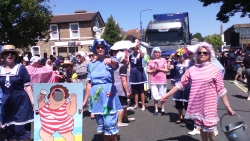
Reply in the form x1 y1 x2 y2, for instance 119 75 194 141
175 119 183 124
118 123 129 127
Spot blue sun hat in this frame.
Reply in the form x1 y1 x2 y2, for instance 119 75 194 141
89 38 110 55
150 47 162 58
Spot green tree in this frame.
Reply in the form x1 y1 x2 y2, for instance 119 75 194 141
101 15 122 45
199 0 250 23
204 34 223 51
0 0 52 49
192 33 204 41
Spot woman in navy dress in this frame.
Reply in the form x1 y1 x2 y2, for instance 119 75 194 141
0 45 34 141
167 48 190 124
129 39 147 110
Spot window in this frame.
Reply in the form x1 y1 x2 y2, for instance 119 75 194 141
240 28 246 40
31 46 40 56
69 47 78 53
247 28 250 40
50 25 59 39
69 23 80 38
58 47 67 57
51 46 55 55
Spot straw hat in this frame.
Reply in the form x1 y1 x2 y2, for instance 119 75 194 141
1 45 20 55
63 60 73 65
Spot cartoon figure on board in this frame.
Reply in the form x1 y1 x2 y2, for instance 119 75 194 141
37 84 77 141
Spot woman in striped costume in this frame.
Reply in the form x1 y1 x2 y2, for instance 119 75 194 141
161 42 235 141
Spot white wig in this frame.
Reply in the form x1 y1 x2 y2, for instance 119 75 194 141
194 42 215 62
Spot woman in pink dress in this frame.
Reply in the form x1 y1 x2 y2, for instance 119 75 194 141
147 47 169 116
161 42 235 141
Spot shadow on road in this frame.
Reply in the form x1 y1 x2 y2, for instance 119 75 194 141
165 112 179 123
127 110 135 116
91 134 121 141
157 135 200 141
83 110 91 118
231 95 248 100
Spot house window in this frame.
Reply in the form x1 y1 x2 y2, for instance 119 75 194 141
50 25 59 39
69 47 78 53
51 46 55 56
58 47 68 57
240 28 246 40
247 28 250 40
69 23 80 38
31 46 40 56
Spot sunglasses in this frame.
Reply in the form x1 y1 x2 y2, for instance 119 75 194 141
96 46 105 50
3 51 16 56
89 55 94 57
198 51 208 55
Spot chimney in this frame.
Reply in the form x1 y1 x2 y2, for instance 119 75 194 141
75 10 87 13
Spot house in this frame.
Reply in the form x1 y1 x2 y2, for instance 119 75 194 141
191 38 199 45
223 23 250 50
125 29 141 41
33 10 105 57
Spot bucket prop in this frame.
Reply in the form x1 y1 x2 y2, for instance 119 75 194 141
220 113 250 141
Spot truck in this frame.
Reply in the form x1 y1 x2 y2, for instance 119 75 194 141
145 12 191 55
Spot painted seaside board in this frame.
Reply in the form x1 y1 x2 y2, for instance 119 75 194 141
33 83 84 141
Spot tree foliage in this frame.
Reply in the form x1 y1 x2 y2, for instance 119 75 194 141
0 0 52 48
204 34 223 51
192 33 204 41
101 15 122 46
199 0 250 23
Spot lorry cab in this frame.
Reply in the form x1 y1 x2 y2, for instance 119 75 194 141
145 12 191 55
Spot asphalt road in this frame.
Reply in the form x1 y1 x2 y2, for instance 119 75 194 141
83 80 250 141
0 79 250 141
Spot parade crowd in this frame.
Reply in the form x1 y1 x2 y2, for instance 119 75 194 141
0 39 240 141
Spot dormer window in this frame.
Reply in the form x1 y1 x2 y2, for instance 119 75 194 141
50 24 59 39
69 23 80 38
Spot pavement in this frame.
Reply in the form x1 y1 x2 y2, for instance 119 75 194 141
0 79 250 141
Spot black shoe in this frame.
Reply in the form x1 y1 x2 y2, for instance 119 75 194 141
153 112 158 116
161 111 165 116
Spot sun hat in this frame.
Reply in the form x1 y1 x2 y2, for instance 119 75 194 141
89 38 110 55
30 56 41 65
63 60 73 65
186 45 198 54
76 51 89 61
150 47 162 58
1 45 20 56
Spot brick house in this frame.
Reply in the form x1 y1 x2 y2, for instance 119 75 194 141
32 10 105 57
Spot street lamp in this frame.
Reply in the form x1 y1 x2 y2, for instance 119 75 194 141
140 8 153 41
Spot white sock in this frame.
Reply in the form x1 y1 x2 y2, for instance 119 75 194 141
155 110 158 112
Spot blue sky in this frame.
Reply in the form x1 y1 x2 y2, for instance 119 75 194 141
48 0 249 37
